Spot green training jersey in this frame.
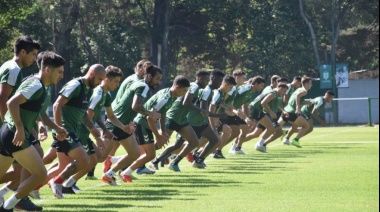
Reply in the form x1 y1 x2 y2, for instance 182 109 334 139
112 74 140 109
261 86 281 113
233 84 256 109
219 86 237 114
5 77 46 138
112 80 150 124
78 86 112 134
286 83 297 98
134 88 177 129
210 88 227 114
284 87 307 113
250 88 277 112
54 78 91 133
188 85 213 127
301 96 325 117
166 82 201 125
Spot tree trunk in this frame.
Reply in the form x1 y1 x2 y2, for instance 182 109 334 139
299 0 321 69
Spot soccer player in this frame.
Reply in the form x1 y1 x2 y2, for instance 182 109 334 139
102 64 162 184
284 76 302 104
149 70 211 172
229 76 266 154
284 91 335 142
120 76 191 180
48 64 106 199
0 52 67 211
277 77 313 147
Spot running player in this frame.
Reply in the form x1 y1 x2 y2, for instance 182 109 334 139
284 90 334 142
120 76 190 180
276 76 313 147
102 64 162 184
48 64 106 199
284 76 302 104
0 52 67 211
149 70 210 171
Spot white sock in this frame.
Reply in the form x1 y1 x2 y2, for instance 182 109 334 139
105 170 116 178
62 176 77 188
4 194 20 210
0 185 11 197
121 167 133 176
110 156 122 164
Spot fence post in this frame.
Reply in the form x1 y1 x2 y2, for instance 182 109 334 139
368 98 373 127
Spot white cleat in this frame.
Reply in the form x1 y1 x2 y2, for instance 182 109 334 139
233 149 247 155
0 195 4 205
255 145 268 153
229 143 237 154
29 190 41 199
137 167 156 175
49 179 64 199
283 138 291 145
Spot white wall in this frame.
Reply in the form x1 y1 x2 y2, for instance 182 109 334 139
337 78 379 124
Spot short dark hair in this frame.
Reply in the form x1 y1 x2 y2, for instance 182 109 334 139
196 69 210 77
14 36 40 55
173 75 190 88
136 60 148 69
326 90 335 96
277 82 289 89
106 65 124 78
145 63 162 77
223 75 237 85
37 51 48 69
40 51 65 70
294 76 302 82
233 69 246 77
211 69 225 78
302 76 312 85
277 77 288 83
271 75 281 83
251 76 266 85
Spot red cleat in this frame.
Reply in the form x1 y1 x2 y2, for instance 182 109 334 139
186 153 195 163
118 173 133 183
103 155 112 173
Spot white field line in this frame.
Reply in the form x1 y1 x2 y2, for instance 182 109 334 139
34 128 364 204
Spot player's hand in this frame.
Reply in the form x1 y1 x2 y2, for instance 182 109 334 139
55 127 68 141
237 110 246 120
270 112 277 120
90 128 102 138
95 137 105 150
245 118 254 126
200 109 209 117
283 112 289 118
149 110 161 121
155 134 168 148
103 129 114 140
295 109 301 115
13 128 25 147
306 100 313 106
39 125 48 141
124 122 136 134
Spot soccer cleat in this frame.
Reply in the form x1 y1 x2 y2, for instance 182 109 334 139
149 162 159 171
62 187 76 194
292 139 302 148
103 155 112 173
192 161 206 169
72 183 81 191
255 145 268 153
118 173 133 183
281 129 288 141
101 175 118 186
283 138 291 145
28 189 41 199
136 167 155 175
0 204 12 212
49 179 64 199
233 149 247 155
186 153 195 163
15 196 43 212
168 163 181 172
229 142 237 154
0 196 4 205
213 151 226 159
85 176 99 180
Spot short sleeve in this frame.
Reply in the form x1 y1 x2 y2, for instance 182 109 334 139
201 88 212 101
60 80 81 99
88 91 103 110
188 83 199 95
211 90 221 105
18 80 43 100
135 84 150 98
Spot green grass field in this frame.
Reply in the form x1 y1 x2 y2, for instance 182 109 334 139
26 126 379 211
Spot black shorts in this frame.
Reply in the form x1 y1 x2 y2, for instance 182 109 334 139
106 121 133 141
250 109 266 122
78 132 96 155
29 134 40 146
257 114 280 130
52 132 81 155
166 118 189 132
217 119 227 133
135 124 155 145
226 115 247 126
281 112 302 123
176 122 210 142
0 123 31 157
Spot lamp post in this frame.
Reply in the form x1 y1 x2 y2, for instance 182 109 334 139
331 0 339 125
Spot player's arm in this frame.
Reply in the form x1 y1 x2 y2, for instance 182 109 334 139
40 112 68 141
105 106 133 134
7 93 27 146
295 91 307 114
183 92 205 114
209 104 219 132
0 83 13 122
132 95 160 120
53 95 69 127
160 113 167 134
261 93 277 119
311 102 326 126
